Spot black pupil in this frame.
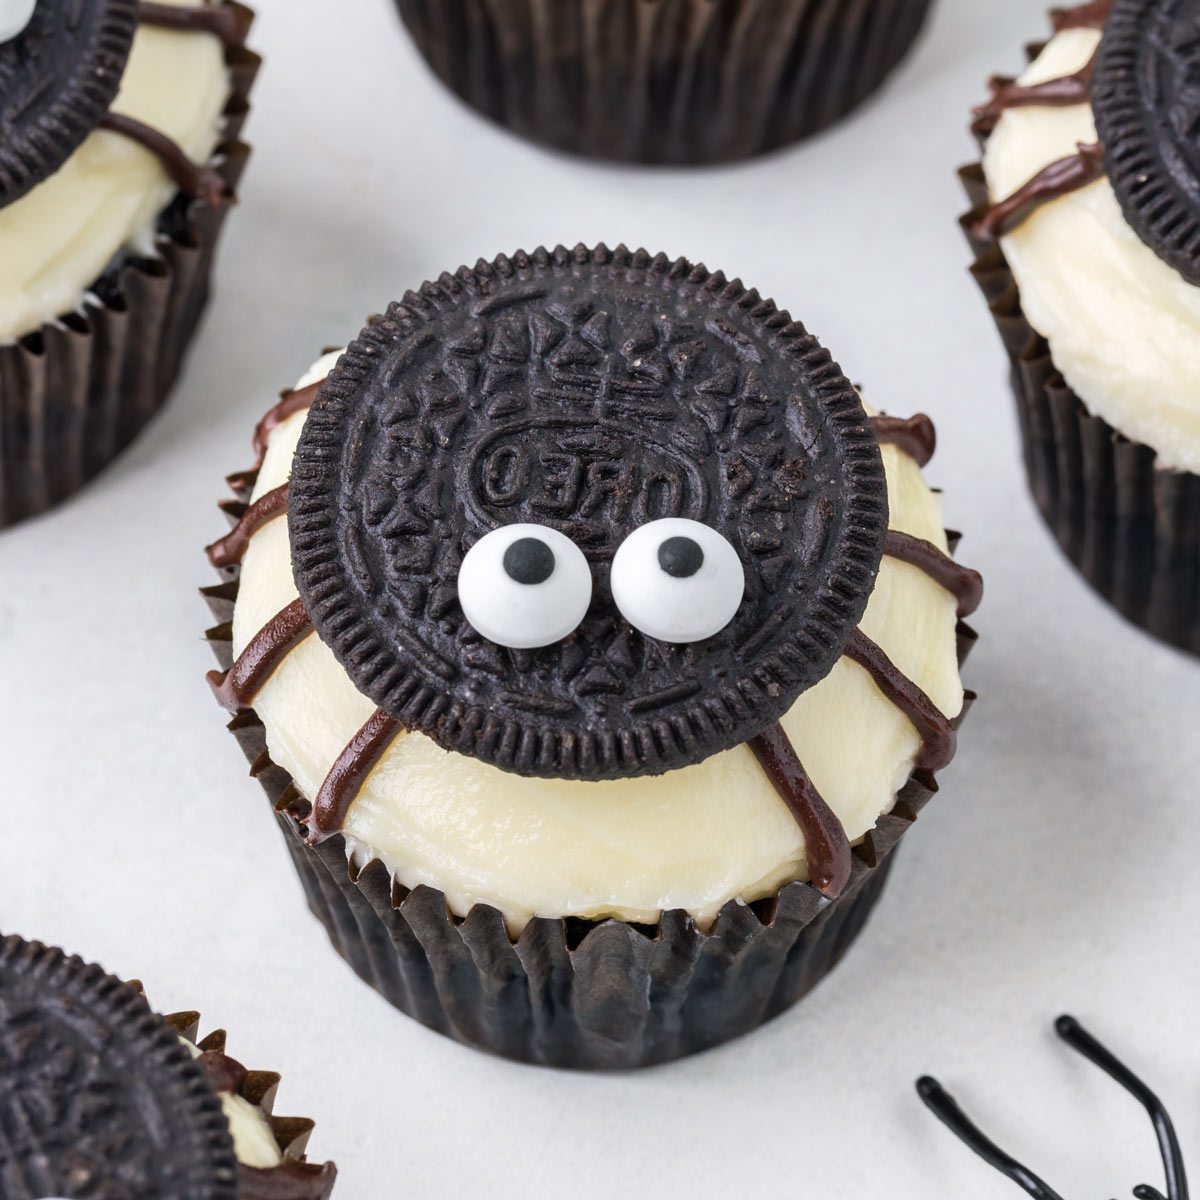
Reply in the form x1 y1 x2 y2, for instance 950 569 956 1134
658 536 704 579
503 537 555 585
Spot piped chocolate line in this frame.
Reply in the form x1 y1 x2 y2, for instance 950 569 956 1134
253 382 322 469
884 531 984 618
196 1048 247 1095
306 708 404 845
138 2 251 51
972 52 1096 138
843 630 956 770
208 598 313 713
240 1161 338 1200
98 112 231 207
870 414 937 467
975 142 1105 240
207 483 289 568
1050 0 1113 31
748 723 852 899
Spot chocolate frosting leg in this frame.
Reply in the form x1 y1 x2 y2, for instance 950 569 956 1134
748 722 852 899
207 598 313 712
1051 0 1114 31
240 1161 338 1200
207 484 289 568
843 629 955 770
306 708 404 844
253 381 322 469
884 531 984 618
98 111 232 206
972 53 1096 137
138 1 251 51
869 414 937 467
976 142 1105 239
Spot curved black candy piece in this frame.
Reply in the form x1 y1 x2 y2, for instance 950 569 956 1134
0 934 239 1200
289 245 888 780
1092 0 1200 285
0 0 138 208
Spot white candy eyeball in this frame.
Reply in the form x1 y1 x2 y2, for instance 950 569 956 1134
0 0 37 42
610 518 745 644
458 523 592 650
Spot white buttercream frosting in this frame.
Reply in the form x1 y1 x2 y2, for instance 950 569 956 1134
229 353 965 931
0 0 231 341
181 1038 282 1170
981 26 1200 473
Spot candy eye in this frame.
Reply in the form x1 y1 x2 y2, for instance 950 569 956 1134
458 523 592 649
0 0 37 41
610 519 745 643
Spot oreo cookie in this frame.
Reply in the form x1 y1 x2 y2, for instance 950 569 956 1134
290 244 888 780
0 0 138 208
1092 0 1200 285
0 934 239 1200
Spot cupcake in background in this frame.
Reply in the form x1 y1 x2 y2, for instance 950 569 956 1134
204 244 980 1069
0 933 336 1199
0 0 259 529
961 0 1200 653
391 0 934 164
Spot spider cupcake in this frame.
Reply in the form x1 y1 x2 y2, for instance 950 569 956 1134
204 244 981 1068
0 934 335 1200
0 0 258 527
962 0 1200 653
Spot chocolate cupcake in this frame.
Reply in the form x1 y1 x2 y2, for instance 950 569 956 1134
0 933 336 1199
204 244 980 1069
961 0 1200 653
392 0 934 164
0 0 259 529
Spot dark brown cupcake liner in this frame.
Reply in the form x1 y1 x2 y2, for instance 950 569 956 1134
203 559 976 1069
960 162 1200 655
392 0 934 164
0 19 261 530
160 1009 338 1198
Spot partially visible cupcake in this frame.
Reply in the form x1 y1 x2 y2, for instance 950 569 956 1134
204 244 980 1069
391 0 934 163
0 933 336 1199
961 0 1200 653
0 0 259 528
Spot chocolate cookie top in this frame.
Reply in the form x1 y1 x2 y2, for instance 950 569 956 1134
0 934 239 1200
290 245 888 780
0 0 138 208
1092 0 1200 285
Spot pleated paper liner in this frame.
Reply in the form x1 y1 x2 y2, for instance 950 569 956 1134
0 13 261 530
960 162 1200 655
392 0 933 164
159 1008 337 1198
203 561 977 1070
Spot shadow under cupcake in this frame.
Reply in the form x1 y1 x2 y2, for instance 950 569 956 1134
203 244 980 1069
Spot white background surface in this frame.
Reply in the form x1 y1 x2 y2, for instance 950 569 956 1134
3 1 1200 1196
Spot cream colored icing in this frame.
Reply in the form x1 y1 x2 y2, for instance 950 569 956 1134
181 1039 282 1170
0 0 231 341
981 27 1200 474
230 353 965 931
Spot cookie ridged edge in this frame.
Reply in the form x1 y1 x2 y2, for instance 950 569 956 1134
0 933 239 1200
289 243 888 779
